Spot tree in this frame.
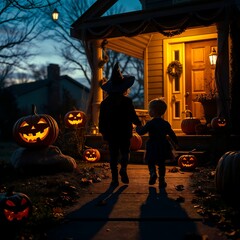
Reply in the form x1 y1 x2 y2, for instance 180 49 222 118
0 0 60 88
43 0 144 122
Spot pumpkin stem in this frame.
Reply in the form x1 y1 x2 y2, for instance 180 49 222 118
32 104 37 115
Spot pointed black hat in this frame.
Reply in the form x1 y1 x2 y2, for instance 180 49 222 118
100 62 135 93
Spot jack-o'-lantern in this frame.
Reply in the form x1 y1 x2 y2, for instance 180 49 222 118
211 117 227 129
0 190 32 223
178 154 197 170
83 148 101 162
130 132 142 151
12 105 59 148
64 110 86 128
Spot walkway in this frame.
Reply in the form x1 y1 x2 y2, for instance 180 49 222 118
46 164 226 240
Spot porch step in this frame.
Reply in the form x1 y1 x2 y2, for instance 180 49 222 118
129 149 207 164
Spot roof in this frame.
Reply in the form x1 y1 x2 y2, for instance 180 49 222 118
70 0 235 41
7 75 89 97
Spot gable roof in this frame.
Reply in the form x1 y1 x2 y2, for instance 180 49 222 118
70 0 236 41
7 75 89 98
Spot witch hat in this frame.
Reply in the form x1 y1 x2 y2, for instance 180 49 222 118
100 62 135 93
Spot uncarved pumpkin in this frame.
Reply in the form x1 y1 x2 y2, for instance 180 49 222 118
215 151 240 200
130 132 142 151
181 117 201 135
12 105 59 148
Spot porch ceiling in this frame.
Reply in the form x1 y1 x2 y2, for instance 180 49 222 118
107 34 153 59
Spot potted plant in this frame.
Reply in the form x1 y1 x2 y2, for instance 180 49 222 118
194 78 218 124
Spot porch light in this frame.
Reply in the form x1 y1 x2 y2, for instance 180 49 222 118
90 124 99 135
52 8 59 21
209 48 217 65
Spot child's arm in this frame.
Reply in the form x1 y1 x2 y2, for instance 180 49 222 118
136 122 150 135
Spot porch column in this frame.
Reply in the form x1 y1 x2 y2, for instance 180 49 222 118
230 10 240 133
215 20 230 121
92 40 103 125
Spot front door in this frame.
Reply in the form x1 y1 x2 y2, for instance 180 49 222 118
185 40 217 121
166 43 185 131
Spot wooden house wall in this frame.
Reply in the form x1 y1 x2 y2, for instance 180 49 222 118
147 34 164 101
146 26 217 104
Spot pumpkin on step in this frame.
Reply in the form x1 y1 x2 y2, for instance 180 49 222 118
211 117 227 129
181 111 201 135
83 148 101 162
12 105 59 148
215 151 240 201
178 154 197 170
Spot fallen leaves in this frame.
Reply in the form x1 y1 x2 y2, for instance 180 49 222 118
190 167 240 239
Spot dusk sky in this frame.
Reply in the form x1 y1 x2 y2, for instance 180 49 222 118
31 0 142 81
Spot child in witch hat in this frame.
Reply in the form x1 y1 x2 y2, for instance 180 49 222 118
99 62 142 187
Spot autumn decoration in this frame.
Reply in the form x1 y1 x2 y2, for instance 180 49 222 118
167 60 183 79
64 110 87 128
211 116 227 129
83 148 101 162
12 105 59 148
178 153 197 170
0 188 32 223
181 111 201 135
215 151 240 201
130 132 142 151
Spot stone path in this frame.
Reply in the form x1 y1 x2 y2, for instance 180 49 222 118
46 164 227 240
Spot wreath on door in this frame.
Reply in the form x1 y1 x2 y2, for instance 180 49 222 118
167 60 183 79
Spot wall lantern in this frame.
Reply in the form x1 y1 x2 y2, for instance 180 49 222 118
209 48 217 65
52 8 59 21
90 124 99 135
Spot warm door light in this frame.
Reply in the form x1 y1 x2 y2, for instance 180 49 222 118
209 48 217 65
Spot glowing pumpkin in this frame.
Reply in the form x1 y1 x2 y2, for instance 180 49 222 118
83 148 101 162
64 110 87 128
211 117 227 129
178 154 197 170
12 105 59 148
130 132 142 151
0 190 32 223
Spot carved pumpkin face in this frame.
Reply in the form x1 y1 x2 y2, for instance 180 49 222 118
64 110 86 128
211 117 227 129
178 154 197 170
0 192 32 222
83 149 100 162
13 105 59 148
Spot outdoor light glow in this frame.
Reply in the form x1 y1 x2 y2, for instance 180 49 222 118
52 8 59 21
209 48 217 65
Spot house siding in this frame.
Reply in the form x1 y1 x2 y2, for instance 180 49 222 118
147 35 164 101
146 26 217 103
